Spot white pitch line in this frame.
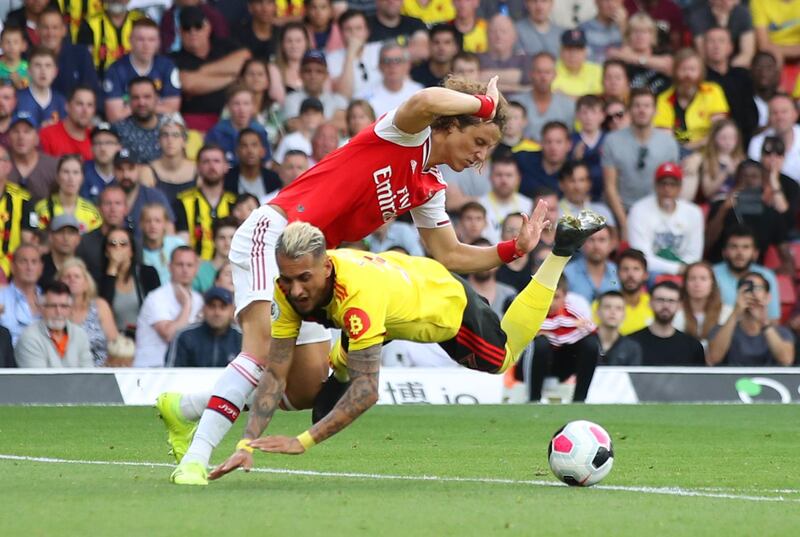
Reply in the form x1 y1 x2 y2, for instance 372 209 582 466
0 453 795 504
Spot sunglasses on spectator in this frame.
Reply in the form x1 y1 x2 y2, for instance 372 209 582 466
181 22 204 31
108 239 130 247
607 110 625 120
763 148 785 156
636 146 648 170
380 57 407 65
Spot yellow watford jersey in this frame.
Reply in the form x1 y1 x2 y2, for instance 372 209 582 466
272 249 468 351
86 10 146 74
402 0 455 24
175 188 237 260
0 183 35 277
57 0 104 43
34 195 102 233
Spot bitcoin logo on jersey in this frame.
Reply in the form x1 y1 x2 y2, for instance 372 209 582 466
343 308 371 340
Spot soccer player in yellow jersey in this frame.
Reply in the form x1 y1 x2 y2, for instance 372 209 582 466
209 213 606 480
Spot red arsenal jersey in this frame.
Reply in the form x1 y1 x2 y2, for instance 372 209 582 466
270 109 450 248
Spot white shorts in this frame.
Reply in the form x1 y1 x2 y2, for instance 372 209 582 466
230 204 329 346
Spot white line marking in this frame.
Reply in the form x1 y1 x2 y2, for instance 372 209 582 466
0 453 795 503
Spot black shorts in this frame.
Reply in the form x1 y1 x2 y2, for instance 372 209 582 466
438 274 509 374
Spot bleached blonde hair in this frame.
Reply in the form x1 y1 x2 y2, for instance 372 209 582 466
276 222 327 260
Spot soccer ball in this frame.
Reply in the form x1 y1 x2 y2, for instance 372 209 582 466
547 420 614 487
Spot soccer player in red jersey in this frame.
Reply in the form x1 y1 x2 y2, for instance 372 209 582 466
163 76 551 485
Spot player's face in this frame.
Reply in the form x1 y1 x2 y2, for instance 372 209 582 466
598 296 625 328
445 122 500 171
131 27 159 59
618 258 647 294
57 159 84 196
277 253 333 315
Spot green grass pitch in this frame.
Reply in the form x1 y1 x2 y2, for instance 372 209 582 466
1 405 798 537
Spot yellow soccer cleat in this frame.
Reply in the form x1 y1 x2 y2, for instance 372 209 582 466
156 392 197 464
170 461 208 486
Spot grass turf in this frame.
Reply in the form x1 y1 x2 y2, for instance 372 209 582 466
0 405 798 537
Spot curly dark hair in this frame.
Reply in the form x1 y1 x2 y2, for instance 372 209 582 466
430 75 509 134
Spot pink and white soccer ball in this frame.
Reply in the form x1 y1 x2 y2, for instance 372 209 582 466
548 420 614 487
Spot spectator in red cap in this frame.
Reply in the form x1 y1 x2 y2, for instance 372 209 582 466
627 161 705 276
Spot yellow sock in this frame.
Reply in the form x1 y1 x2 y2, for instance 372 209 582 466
498 253 569 372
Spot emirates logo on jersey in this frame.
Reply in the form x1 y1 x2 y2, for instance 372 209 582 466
373 166 411 222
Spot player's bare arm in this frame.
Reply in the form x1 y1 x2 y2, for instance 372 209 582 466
248 344 382 455
419 199 551 272
394 76 500 134
207 337 297 480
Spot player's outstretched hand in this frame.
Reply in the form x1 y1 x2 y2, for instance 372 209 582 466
250 435 306 455
208 449 254 481
513 199 551 255
486 76 499 119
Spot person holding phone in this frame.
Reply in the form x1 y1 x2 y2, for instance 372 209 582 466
705 160 793 275
707 272 794 366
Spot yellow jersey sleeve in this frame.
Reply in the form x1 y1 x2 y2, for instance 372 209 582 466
270 283 302 340
706 83 729 116
794 76 800 99
653 88 675 130
337 288 388 352
34 198 51 230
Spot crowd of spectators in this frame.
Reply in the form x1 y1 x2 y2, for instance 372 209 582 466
0 0 797 402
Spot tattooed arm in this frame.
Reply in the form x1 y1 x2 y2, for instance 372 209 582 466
248 343 382 455
208 337 296 480
241 337 297 440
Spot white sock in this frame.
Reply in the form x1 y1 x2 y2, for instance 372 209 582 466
179 391 211 421
181 354 263 466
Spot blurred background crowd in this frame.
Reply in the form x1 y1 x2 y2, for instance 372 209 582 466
0 0 798 402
